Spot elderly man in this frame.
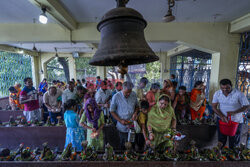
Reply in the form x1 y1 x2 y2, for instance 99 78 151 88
43 86 63 123
95 81 112 122
110 81 139 150
62 81 77 105
212 79 249 149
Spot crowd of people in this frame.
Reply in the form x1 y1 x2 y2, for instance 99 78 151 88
7 75 249 152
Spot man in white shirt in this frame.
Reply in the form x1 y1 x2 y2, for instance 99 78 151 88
62 81 77 105
212 79 249 149
95 81 112 122
43 86 62 123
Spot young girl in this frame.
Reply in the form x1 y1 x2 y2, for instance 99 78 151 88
80 98 105 150
64 99 85 151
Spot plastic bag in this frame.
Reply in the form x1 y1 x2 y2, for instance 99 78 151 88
133 121 141 133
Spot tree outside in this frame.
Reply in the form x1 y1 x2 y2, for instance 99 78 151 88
0 51 32 97
47 58 67 84
75 57 97 79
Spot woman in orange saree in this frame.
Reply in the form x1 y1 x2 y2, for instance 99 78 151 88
190 81 206 121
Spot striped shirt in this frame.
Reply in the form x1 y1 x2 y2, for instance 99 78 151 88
110 91 138 132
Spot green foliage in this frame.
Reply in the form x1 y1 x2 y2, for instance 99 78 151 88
75 57 96 79
47 58 66 83
0 51 32 97
144 61 161 82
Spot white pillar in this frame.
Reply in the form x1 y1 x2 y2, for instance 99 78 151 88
68 57 77 80
96 66 107 79
31 55 40 88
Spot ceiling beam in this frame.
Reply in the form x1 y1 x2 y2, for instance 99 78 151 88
0 44 38 56
166 45 191 57
0 22 239 53
229 13 250 33
28 0 78 30
41 52 94 58
86 43 98 51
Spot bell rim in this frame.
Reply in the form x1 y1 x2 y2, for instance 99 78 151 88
89 54 159 66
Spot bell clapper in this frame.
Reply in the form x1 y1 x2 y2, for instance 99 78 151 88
117 63 128 79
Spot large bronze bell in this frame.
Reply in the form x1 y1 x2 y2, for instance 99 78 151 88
89 0 159 66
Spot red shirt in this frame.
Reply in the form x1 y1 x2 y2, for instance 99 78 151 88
20 86 39 111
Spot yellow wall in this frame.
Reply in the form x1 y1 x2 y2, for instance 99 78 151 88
0 22 241 99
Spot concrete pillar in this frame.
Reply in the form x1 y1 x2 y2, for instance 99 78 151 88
42 62 48 80
31 55 40 88
209 52 221 102
97 66 107 79
160 54 171 80
208 43 239 101
68 57 77 80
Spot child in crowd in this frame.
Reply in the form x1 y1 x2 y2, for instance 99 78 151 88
173 86 189 124
80 98 105 150
9 86 19 110
137 100 151 150
64 99 85 152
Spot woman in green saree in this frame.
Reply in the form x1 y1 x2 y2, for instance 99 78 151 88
147 94 177 151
